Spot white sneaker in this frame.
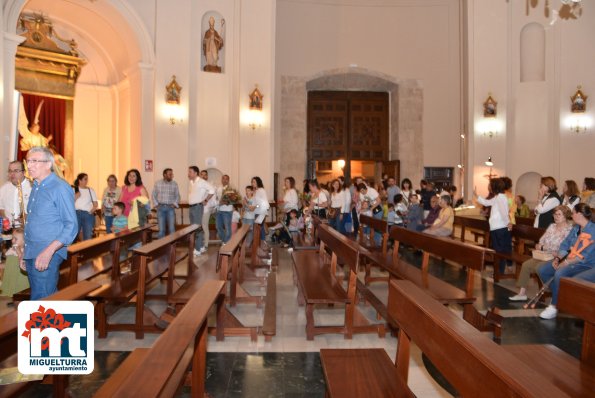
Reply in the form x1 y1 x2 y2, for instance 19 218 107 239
539 305 558 320
193 249 201 256
508 294 527 301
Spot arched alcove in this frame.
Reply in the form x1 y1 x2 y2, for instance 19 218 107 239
516 171 542 208
520 23 545 82
279 67 423 196
3 0 155 187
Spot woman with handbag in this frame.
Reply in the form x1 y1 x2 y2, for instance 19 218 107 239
509 205 572 301
308 180 328 219
328 179 343 230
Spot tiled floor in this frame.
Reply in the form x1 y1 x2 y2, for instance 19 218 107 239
2 243 583 397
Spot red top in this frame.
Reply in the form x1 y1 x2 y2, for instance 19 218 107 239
120 185 144 216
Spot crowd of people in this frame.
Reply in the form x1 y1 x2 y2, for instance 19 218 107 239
0 145 593 315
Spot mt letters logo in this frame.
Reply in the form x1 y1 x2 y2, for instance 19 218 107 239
18 301 94 375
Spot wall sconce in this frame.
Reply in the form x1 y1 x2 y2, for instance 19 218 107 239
165 75 182 125
478 94 501 138
247 85 264 130
337 159 346 172
569 86 588 133
483 156 498 180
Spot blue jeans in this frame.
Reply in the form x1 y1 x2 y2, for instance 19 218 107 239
491 227 512 273
537 262 593 305
339 212 353 235
189 204 204 249
243 218 254 246
216 211 233 243
76 210 95 241
26 255 64 300
157 205 176 238
104 215 114 234
576 267 595 283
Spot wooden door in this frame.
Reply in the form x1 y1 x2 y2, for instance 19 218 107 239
381 160 401 183
307 91 390 180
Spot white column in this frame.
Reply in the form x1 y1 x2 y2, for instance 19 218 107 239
127 62 156 190
2 32 25 166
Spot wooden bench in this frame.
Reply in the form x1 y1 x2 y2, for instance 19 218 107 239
516 216 536 226
453 215 490 247
0 280 100 398
94 280 225 398
90 225 198 339
68 225 153 284
493 223 544 282
168 224 266 342
357 214 389 255
11 226 152 302
361 226 501 339
292 223 384 340
502 278 595 397
320 279 568 397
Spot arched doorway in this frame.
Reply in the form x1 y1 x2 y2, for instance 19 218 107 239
278 67 422 194
2 0 154 187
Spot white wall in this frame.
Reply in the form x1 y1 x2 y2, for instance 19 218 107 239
275 0 463 186
469 0 595 199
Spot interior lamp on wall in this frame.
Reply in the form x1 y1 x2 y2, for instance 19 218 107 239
165 75 182 125
484 156 498 180
247 85 264 130
480 94 500 138
568 86 589 133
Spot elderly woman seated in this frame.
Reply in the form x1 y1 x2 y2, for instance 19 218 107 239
423 195 454 237
509 205 573 302
536 203 595 319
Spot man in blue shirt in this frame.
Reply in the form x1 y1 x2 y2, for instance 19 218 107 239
22 147 78 299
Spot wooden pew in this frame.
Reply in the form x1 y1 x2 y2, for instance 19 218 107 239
94 280 225 398
168 224 260 342
320 279 568 398
516 216 536 226
502 278 595 397
90 225 198 339
453 215 490 247
357 214 389 256
493 223 544 282
0 280 100 398
292 223 384 340
11 226 152 302
361 226 501 339
68 225 153 284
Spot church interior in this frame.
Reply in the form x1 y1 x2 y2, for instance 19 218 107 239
0 0 594 397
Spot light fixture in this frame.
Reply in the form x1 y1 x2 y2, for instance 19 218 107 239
246 85 264 130
569 116 588 134
485 156 493 167
165 75 182 125
337 159 346 170
568 86 589 133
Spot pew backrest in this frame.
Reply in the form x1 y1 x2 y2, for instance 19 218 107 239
133 224 198 259
390 226 488 271
318 224 359 270
558 278 595 367
388 279 567 398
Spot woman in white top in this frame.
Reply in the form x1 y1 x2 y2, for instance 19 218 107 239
534 176 562 229
250 176 270 242
474 178 512 275
278 177 299 226
400 178 413 206
101 174 121 234
562 179 581 211
74 173 98 241
328 179 343 230
308 180 328 218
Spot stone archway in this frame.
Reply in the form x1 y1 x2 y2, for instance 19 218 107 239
278 67 423 193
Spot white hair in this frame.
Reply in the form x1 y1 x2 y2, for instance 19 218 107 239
27 146 55 172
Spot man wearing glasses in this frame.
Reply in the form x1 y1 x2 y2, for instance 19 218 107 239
22 147 78 299
0 160 32 226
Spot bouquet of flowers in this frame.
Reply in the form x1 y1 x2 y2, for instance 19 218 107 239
299 192 311 207
221 188 241 205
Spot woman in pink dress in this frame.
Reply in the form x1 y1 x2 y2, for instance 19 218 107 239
120 169 149 216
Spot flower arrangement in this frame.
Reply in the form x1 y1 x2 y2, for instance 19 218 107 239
221 188 241 205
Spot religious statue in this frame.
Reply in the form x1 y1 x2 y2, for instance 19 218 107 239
202 16 224 73
18 97 69 179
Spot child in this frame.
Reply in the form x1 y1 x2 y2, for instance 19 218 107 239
242 186 255 246
303 207 313 236
360 200 372 236
515 195 531 218
231 209 241 235
406 194 423 231
393 194 408 227
0 229 30 298
112 202 128 234
387 203 397 227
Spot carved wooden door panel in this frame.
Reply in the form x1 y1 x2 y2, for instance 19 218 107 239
307 93 349 161
349 93 389 161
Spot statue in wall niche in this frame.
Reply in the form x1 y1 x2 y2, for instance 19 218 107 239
202 16 224 73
